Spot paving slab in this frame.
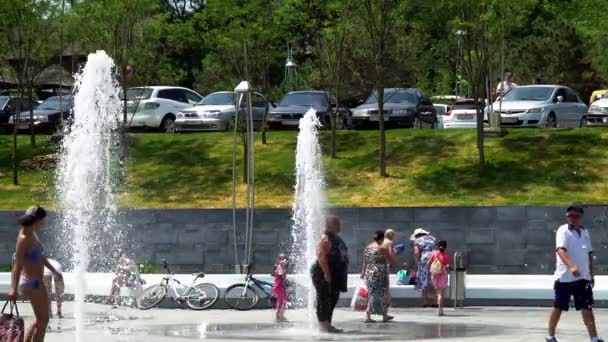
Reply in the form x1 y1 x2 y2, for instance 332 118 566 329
10 302 606 341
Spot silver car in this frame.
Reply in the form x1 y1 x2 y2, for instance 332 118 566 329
587 98 608 127
175 91 268 132
487 85 588 128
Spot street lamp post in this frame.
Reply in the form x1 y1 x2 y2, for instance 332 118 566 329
231 80 256 274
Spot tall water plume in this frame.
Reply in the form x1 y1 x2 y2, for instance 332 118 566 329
56 50 123 341
290 109 327 325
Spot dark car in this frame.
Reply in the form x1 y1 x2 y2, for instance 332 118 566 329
352 88 437 128
268 90 351 129
10 95 74 132
0 96 38 133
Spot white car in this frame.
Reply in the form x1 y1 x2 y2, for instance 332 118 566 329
432 104 449 128
587 98 608 127
487 85 588 128
126 86 204 133
443 99 482 129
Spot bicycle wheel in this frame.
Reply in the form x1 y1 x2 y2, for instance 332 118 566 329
186 283 220 310
136 284 167 310
224 284 259 310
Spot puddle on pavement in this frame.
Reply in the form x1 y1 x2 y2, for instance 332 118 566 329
143 321 504 340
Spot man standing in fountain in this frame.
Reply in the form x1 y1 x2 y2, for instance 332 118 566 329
546 206 604 342
311 216 349 333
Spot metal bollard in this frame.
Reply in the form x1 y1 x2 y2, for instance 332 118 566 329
450 251 467 308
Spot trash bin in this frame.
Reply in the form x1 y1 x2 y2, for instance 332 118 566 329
450 250 467 308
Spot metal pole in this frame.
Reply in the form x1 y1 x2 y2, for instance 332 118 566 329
231 93 241 271
247 91 255 264
244 97 251 267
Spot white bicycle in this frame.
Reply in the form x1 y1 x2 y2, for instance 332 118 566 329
136 259 220 310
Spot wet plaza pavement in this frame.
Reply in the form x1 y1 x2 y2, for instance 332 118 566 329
27 303 608 341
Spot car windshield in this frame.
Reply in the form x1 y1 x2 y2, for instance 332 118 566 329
452 102 481 110
126 88 153 101
434 106 446 115
501 87 554 101
199 93 234 105
279 93 328 107
38 96 71 110
365 89 417 104
0 96 8 108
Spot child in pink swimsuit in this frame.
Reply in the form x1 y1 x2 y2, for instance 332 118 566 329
428 240 450 316
273 254 288 322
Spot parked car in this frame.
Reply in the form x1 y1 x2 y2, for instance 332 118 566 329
9 95 73 132
268 90 350 129
126 86 204 133
487 85 588 128
443 99 484 129
589 89 608 105
432 104 450 128
587 98 608 127
0 96 38 133
175 91 268 132
352 88 437 129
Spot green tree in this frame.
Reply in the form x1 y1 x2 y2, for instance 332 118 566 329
353 0 407 177
0 0 58 185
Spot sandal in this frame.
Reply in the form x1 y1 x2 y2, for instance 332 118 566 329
364 318 376 323
328 326 344 334
382 315 394 322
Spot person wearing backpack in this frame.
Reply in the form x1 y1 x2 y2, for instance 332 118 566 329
427 240 450 316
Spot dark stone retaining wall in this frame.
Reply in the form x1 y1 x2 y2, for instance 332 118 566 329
1 206 608 274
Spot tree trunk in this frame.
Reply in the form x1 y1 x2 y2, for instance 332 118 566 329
28 86 35 147
122 70 129 162
330 105 337 159
377 62 386 177
474 82 485 174
261 102 268 145
12 90 24 185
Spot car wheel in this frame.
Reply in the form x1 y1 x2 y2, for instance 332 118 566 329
413 117 422 129
160 115 175 133
545 113 556 128
579 116 587 128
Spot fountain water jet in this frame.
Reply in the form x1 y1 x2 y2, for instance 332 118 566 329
56 50 123 342
290 109 327 326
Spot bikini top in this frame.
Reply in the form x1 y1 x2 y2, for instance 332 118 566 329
25 246 44 262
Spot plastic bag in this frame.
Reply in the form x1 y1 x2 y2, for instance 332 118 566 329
396 270 409 285
350 284 368 311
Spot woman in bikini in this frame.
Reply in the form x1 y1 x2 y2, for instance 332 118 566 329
8 206 62 342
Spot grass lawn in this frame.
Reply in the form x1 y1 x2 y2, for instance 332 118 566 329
1 128 608 209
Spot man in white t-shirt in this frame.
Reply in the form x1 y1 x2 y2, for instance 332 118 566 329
496 72 518 96
546 206 604 342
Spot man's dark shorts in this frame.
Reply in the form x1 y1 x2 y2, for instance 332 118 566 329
554 279 594 311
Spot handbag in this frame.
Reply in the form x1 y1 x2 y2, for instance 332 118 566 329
350 284 368 312
0 301 24 342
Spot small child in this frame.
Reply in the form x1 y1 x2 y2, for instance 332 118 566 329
273 254 289 322
428 240 450 316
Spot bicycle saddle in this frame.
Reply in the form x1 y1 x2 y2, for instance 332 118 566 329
193 272 206 279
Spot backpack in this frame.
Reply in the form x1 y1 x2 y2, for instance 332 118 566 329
430 256 444 275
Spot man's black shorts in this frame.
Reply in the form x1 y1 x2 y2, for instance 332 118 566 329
554 279 594 311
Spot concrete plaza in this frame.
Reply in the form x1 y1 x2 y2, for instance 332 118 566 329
13 302 606 341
